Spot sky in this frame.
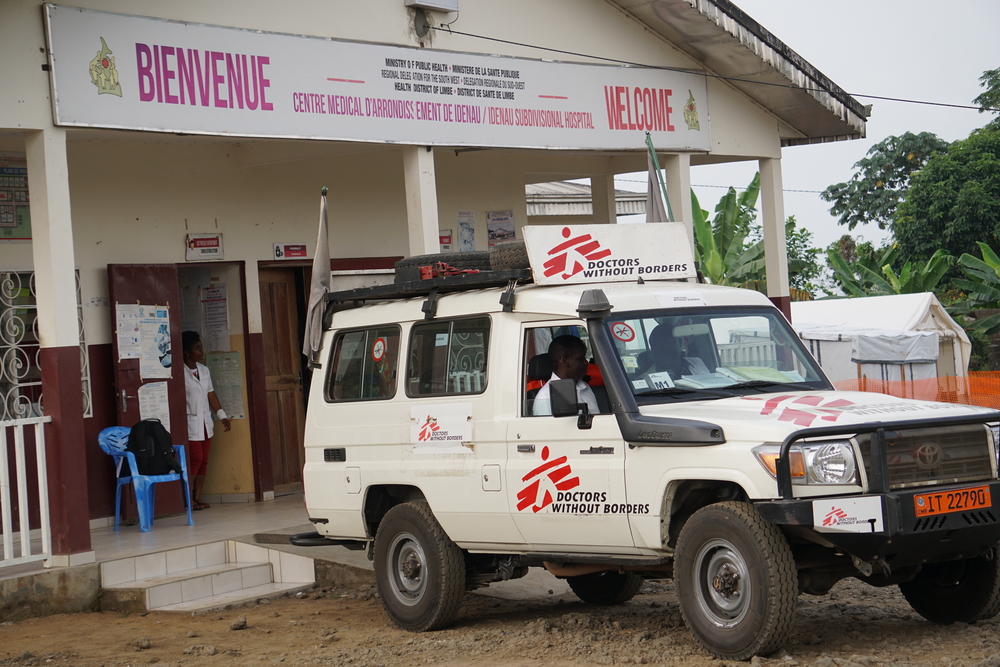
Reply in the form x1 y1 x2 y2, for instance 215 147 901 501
614 0 1000 252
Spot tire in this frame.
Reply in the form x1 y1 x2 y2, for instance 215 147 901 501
898 554 1000 624
373 502 466 632
394 251 491 283
567 570 643 605
674 501 798 661
489 240 529 271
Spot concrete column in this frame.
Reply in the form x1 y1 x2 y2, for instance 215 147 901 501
403 146 439 256
759 157 791 320
590 175 617 224
25 127 93 565
662 153 695 258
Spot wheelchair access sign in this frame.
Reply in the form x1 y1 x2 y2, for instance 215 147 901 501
523 223 695 285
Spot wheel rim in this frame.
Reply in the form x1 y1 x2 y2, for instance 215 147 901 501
386 531 427 607
692 537 752 628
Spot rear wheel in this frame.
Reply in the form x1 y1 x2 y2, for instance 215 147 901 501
373 502 465 631
674 501 798 661
567 570 642 605
898 554 1000 624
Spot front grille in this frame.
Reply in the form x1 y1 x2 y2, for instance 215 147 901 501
857 424 994 491
911 509 997 533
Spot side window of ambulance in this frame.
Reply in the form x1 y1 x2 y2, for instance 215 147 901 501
407 317 490 396
327 326 400 401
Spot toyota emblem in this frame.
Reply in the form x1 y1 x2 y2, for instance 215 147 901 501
914 443 943 470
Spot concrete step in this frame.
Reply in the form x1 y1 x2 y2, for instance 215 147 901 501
99 540 315 613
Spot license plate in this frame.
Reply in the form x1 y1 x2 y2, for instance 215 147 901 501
914 485 992 517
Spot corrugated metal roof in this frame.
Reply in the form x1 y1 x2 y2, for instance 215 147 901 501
525 181 647 216
613 0 866 146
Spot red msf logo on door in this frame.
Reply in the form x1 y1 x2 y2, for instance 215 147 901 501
822 507 848 527
542 227 612 280
516 446 581 513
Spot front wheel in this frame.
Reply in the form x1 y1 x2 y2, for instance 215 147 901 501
674 501 798 661
373 502 465 632
568 570 642 605
898 554 1000 624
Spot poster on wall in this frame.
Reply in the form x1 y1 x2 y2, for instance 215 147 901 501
0 153 31 241
439 230 453 252
138 304 172 379
457 211 475 252
137 381 171 432
202 284 230 352
206 351 245 419
115 303 141 360
486 210 515 248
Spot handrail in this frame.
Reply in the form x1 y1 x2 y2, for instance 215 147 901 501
0 416 53 569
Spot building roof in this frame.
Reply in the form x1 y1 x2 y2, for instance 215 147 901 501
613 0 867 147
525 181 646 216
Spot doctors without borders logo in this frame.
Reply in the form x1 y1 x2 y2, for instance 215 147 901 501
516 446 580 513
542 227 612 280
417 416 440 442
746 394 855 427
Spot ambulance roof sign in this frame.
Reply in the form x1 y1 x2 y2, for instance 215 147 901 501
523 224 695 286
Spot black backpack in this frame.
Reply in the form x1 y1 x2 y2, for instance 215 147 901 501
127 419 183 476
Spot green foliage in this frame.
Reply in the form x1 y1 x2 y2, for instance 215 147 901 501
826 244 953 297
950 242 1000 335
894 125 1000 261
974 67 1000 118
821 132 950 230
691 173 821 294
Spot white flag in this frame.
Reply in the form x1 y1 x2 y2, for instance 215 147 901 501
302 188 331 367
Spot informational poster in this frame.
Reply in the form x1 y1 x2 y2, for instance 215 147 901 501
486 210 515 248
206 351 245 419
457 211 476 252
0 153 31 241
115 303 141 360
137 381 171 433
138 304 172 379
202 284 230 352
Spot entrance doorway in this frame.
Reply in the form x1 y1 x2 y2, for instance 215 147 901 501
258 267 308 495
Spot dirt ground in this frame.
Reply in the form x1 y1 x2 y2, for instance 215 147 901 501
4 577 1000 667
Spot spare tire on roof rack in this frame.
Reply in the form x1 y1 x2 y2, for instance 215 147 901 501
489 240 530 271
393 251 491 283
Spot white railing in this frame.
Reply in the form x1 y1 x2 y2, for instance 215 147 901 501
0 416 52 568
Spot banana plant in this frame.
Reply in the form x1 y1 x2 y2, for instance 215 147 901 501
691 173 760 285
827 245 952 296
950 242 1000 334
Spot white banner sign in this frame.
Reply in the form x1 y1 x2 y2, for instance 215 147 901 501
410 403 474 454
44 4 710 152
523 224 695 285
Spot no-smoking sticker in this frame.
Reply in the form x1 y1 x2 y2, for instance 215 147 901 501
611 322 635 342
371 337 387 362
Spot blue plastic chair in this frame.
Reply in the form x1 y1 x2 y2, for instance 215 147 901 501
98 426 194 532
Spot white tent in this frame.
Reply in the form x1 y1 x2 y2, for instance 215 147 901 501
790 293 970 389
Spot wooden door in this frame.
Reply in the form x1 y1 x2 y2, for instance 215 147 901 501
258 268 306 495
107 264 188 518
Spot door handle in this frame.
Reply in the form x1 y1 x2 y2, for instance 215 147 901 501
121 389 137 412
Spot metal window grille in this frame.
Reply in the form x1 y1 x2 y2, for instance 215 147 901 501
0 271 92 420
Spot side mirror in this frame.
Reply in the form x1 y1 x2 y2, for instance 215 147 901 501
548 378 593 430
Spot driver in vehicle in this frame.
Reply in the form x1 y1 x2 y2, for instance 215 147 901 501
531 334 601 416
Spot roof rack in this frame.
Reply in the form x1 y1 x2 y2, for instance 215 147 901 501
325 269 533 320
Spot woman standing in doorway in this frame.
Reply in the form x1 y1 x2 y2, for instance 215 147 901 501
182 330 231 510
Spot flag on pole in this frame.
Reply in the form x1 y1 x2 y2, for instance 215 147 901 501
302 187 331 367
645 132 674 223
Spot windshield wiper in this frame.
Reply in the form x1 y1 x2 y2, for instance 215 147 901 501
635 386 733 399
728 380 807 391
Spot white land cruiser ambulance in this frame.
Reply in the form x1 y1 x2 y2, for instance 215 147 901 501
298 224 1000 660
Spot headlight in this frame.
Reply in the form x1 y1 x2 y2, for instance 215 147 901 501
754 440 858 486
990 423 1000 475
